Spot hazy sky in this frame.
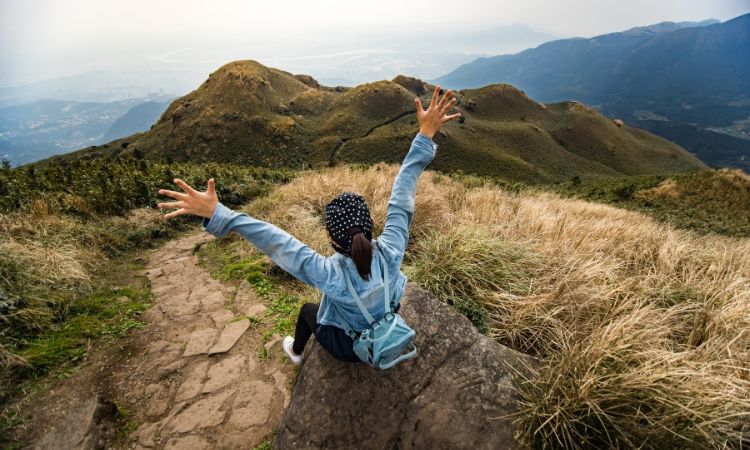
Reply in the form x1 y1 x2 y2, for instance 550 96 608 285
1 0 748 87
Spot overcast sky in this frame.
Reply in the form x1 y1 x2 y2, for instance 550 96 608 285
1 0 748 87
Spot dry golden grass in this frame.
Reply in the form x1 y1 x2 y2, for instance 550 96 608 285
244 164 750 448
0 207 183 349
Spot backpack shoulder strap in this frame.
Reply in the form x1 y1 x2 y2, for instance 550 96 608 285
379 243 392 315
375 241 394 315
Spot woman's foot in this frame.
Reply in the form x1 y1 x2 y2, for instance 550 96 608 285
283 336 303 365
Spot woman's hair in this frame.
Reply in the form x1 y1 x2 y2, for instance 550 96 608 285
324 191 374 281
347 226 372 281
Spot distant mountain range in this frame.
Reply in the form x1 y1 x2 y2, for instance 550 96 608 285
0 97 172 166
52 60 705 183
102 100 172 142
435 15 750 170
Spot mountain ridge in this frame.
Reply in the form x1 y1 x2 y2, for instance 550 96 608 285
434 14 750 169
51 60 705 183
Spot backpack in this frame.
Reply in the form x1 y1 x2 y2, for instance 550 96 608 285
331 242 417 369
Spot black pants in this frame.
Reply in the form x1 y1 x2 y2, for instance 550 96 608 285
293 302 400 363
293 303 359 363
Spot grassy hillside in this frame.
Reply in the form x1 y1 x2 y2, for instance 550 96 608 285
204 164 747 448
49 60 705 183
554 169 750 237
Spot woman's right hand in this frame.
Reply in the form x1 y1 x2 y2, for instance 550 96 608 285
415 85 461 139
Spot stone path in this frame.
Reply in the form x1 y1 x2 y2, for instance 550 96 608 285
120 232 293 449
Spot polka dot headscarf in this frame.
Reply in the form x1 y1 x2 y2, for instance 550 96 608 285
324 192 373 256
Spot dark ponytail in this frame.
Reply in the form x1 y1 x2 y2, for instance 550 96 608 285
348 227 372 281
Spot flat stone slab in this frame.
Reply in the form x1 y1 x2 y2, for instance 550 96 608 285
264 335 283 356
168 390 233 434
183 329 219 357
209 319 250 355
175 360 209 402
164 435 210 450
210 310 235 328
137 422 159 448
272 370 292 409
159 300 200 318
199 291 227 312
203 355 247 393
144 383 170 417
228 381 274 430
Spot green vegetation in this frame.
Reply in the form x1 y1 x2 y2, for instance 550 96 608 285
554 168 750 237
1 96 746 447
15 286 151 378
114 404 138 444
253 440 272 450
1 154 293 216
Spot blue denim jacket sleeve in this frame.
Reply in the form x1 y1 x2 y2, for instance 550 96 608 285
201 204 335 290
378 132 437 256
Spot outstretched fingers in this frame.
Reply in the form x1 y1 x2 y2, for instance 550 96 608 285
442 112 462 123
415 97 424 113
163 208 189 219
429 85 440 109
158 189 186 200
157 201 183 210
438 90 454 110
174 178 197 195
440 97 457 114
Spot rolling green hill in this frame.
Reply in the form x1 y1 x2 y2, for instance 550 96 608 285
52 60 705 183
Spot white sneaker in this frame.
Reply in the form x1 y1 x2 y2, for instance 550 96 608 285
283 336 303 365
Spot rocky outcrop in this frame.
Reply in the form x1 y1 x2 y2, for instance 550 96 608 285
275 284 538 450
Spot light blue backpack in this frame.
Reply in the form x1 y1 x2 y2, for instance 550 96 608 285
331 243 417 369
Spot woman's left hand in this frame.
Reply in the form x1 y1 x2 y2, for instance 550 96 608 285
157 178 218 219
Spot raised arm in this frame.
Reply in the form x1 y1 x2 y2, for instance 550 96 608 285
378 86 460 255
157 179 333 290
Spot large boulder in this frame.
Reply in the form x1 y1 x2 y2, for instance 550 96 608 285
275 284 538 449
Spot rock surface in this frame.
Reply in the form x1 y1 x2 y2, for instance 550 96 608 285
275 283 538 450
34 395 119 450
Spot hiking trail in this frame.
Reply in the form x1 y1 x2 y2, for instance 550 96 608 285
127 231 294 449
24 231 296 449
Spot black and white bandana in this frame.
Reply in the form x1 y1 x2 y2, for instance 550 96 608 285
324 192 373 256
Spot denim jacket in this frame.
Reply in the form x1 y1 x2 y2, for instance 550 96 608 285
201 132 437 332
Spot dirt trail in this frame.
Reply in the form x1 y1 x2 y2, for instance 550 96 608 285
123 231 294 449
18 231 295 449
328 109 413 165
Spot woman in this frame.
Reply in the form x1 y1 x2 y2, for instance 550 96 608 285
157 86 460 364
